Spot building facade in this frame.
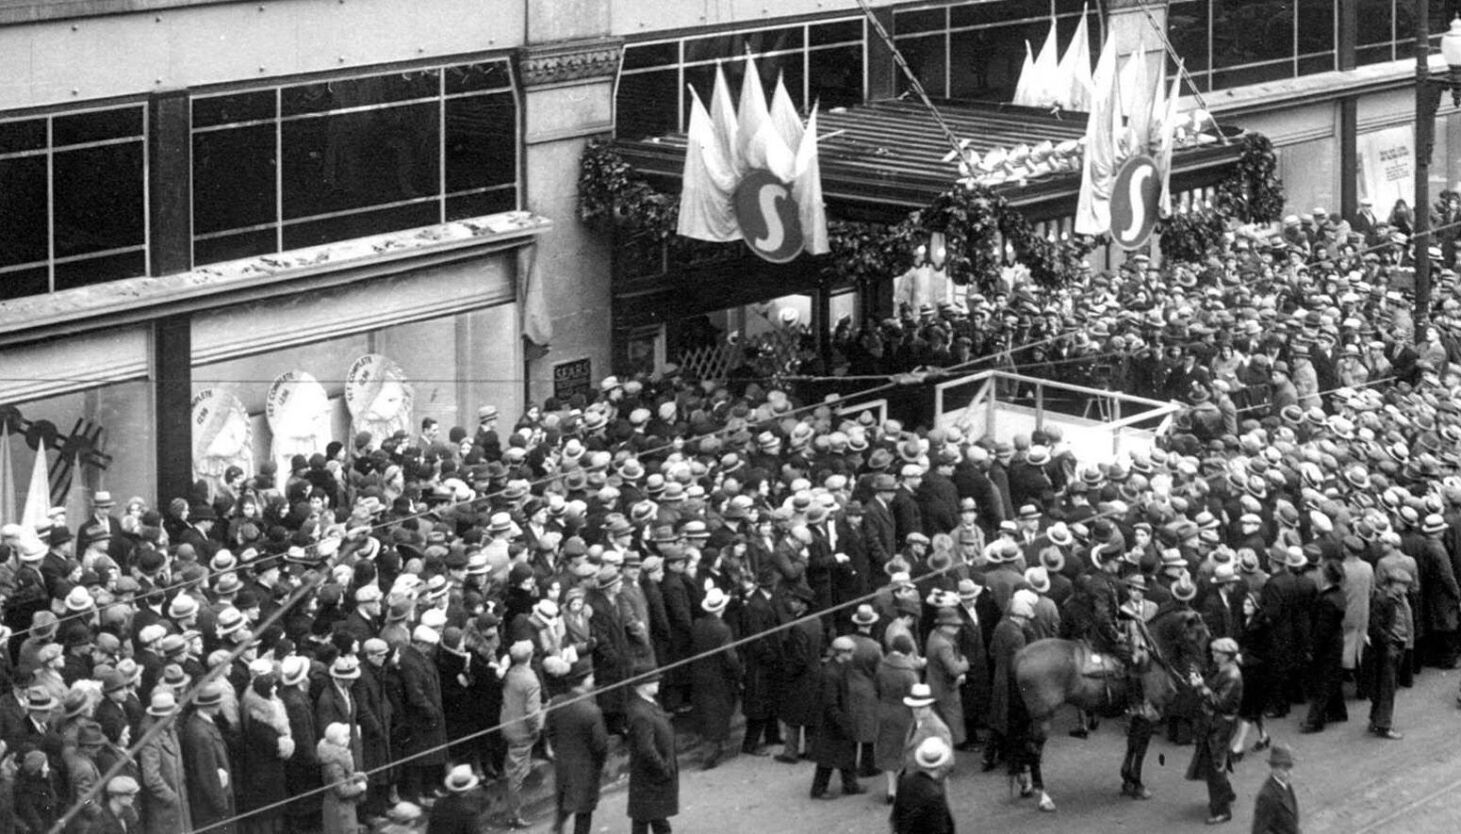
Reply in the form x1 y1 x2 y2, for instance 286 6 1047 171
0 0 1455 509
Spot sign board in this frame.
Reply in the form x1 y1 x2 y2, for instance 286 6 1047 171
1110 154 1161 251
191 388 253 497
344 354 413 449
553 358 593 401
1357 125 1415 215
733 168 805 263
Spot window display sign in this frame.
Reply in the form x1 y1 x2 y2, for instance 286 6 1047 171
344 354 413 451
266 371 331 478
191 388 253 499
553 357 593 401
1357 126 1415 214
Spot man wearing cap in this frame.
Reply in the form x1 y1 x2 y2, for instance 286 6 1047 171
863 473 900 581
925 607 971 749
891 737 955 834
95 773 143 833
916 449 962 538
1367 568 1413 740
586 566 634 736
501 640 542 829
397 625 447 803
181 682 234 831
342 584 384 645
1300 560 1348 734
809 636 865 800
891 464 925 547
547 657 608 834
1251 743 1300 834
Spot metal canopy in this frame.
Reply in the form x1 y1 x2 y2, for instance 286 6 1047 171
613 99 1244 222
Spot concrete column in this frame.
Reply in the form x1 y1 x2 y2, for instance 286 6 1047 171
518 0 621 405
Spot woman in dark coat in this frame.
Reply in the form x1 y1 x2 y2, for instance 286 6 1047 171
545 661 609 834
626 674 679 830
873 633 922 775
238 676 293 834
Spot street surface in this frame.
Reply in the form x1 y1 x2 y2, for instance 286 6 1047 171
517 666 1461 833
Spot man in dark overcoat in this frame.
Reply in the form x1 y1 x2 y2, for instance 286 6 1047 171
180 682 235 834
775 587 821 763
546 659 608 834
737 572 782 755
397 625 447 803
690 588 742 769
626 665 678 834
891 737 955 834
808 636 865 799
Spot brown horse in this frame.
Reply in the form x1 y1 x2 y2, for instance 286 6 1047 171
1013 610 1210 811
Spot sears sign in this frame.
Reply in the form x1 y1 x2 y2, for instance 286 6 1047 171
733 169 805 263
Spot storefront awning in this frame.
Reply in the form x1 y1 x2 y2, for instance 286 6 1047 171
614 99 1245 223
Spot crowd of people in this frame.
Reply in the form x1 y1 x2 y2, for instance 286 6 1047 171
2 206 1461 834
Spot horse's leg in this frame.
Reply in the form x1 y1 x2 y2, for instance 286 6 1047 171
1122 714 1155 799
1031 717 1055 812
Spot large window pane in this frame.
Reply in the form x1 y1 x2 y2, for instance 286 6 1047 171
810 19 863 47
195 229 276 267
54 251 145 291
684 27 804 63
283 202 440 250
894 34 948 98
52 106 142 146
53 143 145 258
952 22 1044 100
0 155 48 268
447 188 517 222
282 71 440 117
1212 61 1293 90
1357 0 1394 48
1168 0 1211 76
445 61 512 95
193 125 277 235
622 42 679 71
1212 0 1293 70
952 0 1053 28
446 94 517 194
617 70 679 138
0 267 49 301
1298 0 1335 56
809 45 865 109
0 119 45 154
282 102 440 220
193 91 276 128
895 8 948 34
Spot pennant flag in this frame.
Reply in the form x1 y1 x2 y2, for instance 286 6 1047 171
793 105 829 256
0 423 15 526
677 87 743 242
1056 9 1094 111
63 452 88 537
1075 33 1122 236
1012 41 1036 106
518 245 555 346
675 55 828 258
1156 61 1185 214
1120 51 1151 158
1029 21 1061 107
21 444 51 529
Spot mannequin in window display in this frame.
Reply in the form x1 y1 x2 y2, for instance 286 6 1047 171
267 371 333 484
191 388 254 503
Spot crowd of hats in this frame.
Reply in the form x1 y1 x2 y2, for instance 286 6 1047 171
5 205 1461 829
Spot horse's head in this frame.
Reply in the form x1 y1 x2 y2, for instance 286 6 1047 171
1143 611 1211 709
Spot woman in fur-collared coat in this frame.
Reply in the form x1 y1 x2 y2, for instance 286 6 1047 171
318 722 368 834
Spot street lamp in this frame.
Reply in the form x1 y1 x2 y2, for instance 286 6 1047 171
1412 14 1461 327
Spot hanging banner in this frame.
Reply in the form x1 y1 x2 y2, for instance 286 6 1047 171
1357 126 1415 217
344 355 413 451
266 371 331 479
192 388 254 500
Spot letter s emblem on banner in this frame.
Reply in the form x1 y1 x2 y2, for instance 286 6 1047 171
734 169 805 263
1111 155 1161 251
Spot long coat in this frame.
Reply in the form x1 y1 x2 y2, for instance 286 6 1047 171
316 679 364 769
873 652 922 772
238 691 291 825
690 614 742 742
357 660 394 775
625 692 679 822
138 719 192 834
500 663 543 747
737 591 782 720
319 738 366 834
1261 571 1314 673
587 587 633 717
280 685 322 823
180 712 235 834
778 615 824 727
988 616 1027 737
397 644 448 766
1417 536 1461 632
901 709 952 774
923 627 970 745
891 770 955 834
845 632 883 743
545 692 609 815
809 658 858 771
1186 663 1242 783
